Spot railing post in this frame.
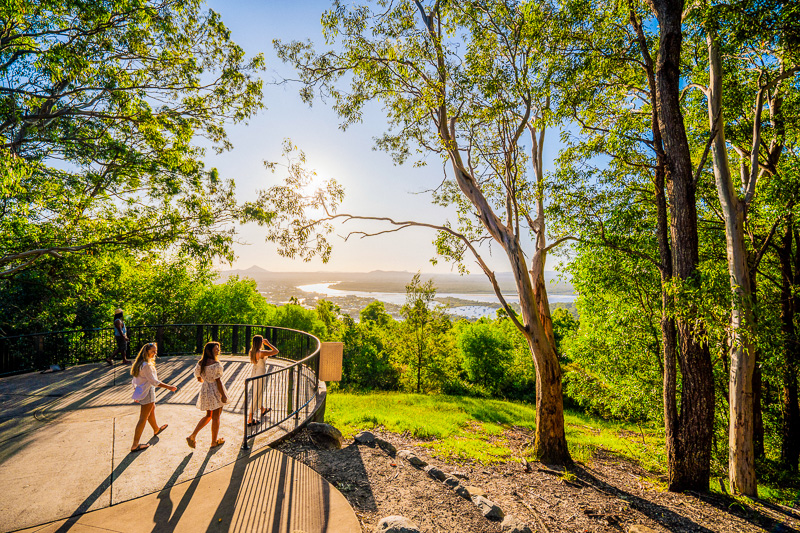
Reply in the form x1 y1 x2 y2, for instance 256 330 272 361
286 364 294 415
196 325 203 354
245 325 252 353
211 325 219 343
294 364 301 421
156 326 164 356
232 325 239 354
242 378 250 450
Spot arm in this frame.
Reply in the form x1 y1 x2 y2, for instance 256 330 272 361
142 364 176 391
260 339 279 358
215 377 227 402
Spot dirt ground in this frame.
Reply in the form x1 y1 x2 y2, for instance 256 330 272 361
275 426 800 533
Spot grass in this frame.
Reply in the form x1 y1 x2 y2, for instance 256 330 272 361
326 391 799 507
326 391 665 468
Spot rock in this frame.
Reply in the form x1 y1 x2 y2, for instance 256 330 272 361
628 527 659 533
306 422 344 449
424 465 446 481
355 431 375 444
464 485 486 498
375 437 397 454
501 515 532 533
443 476 460 489
473 495 505 521
376 515 421 533
454 485 471 500
397 449 428 467
448 470 470 479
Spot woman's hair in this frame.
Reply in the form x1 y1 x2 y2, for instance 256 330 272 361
113 311 123 320
200 341 220 374
131 343 156 377
249 335 263 364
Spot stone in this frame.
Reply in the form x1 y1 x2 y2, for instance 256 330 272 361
355 431 375 444
627 527 659 533
375 437 397 454
501 515 532 533
443 476 460 489
473 495 505 521
306 422 344 449
376 515 421 533
424 465 446 481
448 470 470 479
397 449 428 467
454 485 471 500
464 485 486 498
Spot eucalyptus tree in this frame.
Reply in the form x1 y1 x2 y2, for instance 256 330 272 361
0 0 265 277
551 0 717 491
262 0 574 463
680 0 800 494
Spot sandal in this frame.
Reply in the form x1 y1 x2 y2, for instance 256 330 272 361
154 424 168 436
130 443 149 453
260 407 272 415
247 420 259 426
211 438 225 448
186 436 196 449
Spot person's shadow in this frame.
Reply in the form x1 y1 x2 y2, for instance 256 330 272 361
52 450 141 533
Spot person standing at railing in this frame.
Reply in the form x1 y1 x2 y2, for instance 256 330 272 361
106 308 130 366
247 334 279 426
130 343 178 453
187 341 228 449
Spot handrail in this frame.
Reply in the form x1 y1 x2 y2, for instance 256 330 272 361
0 323 320 376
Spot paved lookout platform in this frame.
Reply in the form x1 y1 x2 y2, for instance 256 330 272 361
0 357 360 533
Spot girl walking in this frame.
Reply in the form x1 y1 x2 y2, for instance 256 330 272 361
130 343 178 453
187 341 228 448
247 335 279 426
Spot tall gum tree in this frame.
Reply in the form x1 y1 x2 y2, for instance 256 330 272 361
265 0 573 463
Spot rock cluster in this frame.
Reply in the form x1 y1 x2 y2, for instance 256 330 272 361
349 433 533 532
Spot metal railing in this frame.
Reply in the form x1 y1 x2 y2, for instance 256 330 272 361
0 323 316 376
242 346 320 449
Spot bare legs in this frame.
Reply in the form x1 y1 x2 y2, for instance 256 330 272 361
131 402 155 452
187 407 223 447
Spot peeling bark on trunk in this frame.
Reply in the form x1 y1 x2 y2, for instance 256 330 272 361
652 0 714 492
707 32 756 496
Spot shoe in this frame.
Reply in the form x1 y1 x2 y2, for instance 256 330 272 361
130 444 149 453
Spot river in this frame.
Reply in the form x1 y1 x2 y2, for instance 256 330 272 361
297 282 577 319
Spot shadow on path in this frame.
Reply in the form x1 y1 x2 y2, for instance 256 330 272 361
52 449 141 533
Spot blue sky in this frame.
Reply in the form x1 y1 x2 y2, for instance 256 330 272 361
205 1 564 274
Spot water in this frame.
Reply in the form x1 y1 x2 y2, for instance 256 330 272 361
297 282 576 319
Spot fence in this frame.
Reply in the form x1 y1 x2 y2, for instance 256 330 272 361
0 323 323 448
0 323 320 376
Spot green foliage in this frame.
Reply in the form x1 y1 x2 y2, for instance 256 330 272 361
268 304 327 340
1 0 265 277
189 276 275 325
457 322 513 394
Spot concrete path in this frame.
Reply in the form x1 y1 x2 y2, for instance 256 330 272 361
0 357 359 533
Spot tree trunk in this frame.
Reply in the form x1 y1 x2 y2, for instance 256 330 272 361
782 221 800 470
707 32 757 496
652 0 714 492
629 7 679 487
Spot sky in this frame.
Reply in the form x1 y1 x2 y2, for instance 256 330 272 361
204 1 565 274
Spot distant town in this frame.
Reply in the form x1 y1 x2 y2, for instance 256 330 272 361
219 266 577 320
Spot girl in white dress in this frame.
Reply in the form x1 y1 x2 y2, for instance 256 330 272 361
247 335 279 426
186 341 228 448
130 343 178 453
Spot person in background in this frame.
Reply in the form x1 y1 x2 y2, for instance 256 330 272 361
247 334 279 426
106 308 130 365
130 342 178 453
187 341 228 449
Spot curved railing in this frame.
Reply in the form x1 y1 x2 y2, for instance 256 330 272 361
0 323 320 376
0 323 323 449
